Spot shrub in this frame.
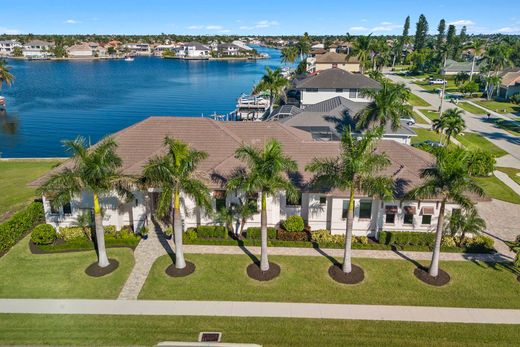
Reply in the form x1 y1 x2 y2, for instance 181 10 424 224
246 227 276 239
59 226 87 241
196 225 228 239
441 236 457 248
277 229 310 241
466 235 494 250
378 231 390 244
282 215 305 232
139 227 149 237
31 224 57 245
466 149 496 177
163 227 173 237
354 236 369 245
509 93 520 105
115 226 135 240
0 202 45 255
183 228 198 241
379 231 435 247
104 225 117 235
310 229 344 246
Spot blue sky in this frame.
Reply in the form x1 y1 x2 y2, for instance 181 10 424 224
2 0 520 35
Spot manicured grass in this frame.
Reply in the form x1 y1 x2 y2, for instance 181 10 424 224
456 132 507 157
1 314 519 347
407 93 431 107
415 80 458 93
140 254 520 308
474 100 520 115
0 160 62 220
419 109 440 121
457 101 487 115
473 175 520 204
413 110 429 124
489 119 520 136
497 167 520 186
0 235 134 299
411 128 442 145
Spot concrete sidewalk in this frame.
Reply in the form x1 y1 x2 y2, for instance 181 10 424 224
2 299 520 324
494 170 520 196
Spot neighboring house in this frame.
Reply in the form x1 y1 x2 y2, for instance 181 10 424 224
124 43 152 55
0 40 22 56
266 96 416 144
232 40 252 51
67 43 94 57
22 40 54 58
307 52 361 73
441 59 481 75
154 44 177 56
175 42 210 58
217 43 241 56
498 68 520 100
31 116 455 236
294 68 380 106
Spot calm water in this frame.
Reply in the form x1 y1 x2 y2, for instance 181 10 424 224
0 46 283 157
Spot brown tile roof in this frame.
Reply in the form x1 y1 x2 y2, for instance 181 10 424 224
316 52 360 64
295 68 381 90
30 117 434 197
499 68 520 87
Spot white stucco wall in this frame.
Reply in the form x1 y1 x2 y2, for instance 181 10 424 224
301 89 372 105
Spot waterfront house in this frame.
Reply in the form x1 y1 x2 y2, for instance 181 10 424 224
32 117 456 237
497 67 520 100
0 40 22 56
67 43 94 58
217 43 241 56
176 42 211 58
22 40 54 58
307 52 361 73
154 44 177 56
232 40 253 51
124 43 152 55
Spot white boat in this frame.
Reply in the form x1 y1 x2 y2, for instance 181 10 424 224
124 57 134 62
0 96 5 107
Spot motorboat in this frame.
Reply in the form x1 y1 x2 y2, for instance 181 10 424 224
124 57 134 62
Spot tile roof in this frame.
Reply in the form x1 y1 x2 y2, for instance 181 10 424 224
499 68 520 87
315 52 360 64
295 68 381 90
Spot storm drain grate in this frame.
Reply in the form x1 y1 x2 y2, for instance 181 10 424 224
198 332 222 342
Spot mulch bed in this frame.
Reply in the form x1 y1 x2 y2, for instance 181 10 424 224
29 239 138 255
85 259 119 277
246 262 281 281
414 267 451 286
328 264 365 285
165 261 196 277
517 275 520 283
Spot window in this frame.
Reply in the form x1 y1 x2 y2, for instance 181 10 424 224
385 206 397 224
421 215 432 225
49 201 59 214
319 196 327 205
63 202 72 215
358 201 372 219
287 191 302 206
403 206 416 225
335 88 343 93
214 190 226 211
349 88 358 98
342 200 349 219
332 63 338 68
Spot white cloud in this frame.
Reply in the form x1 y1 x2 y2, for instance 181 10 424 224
240 20 279 30
349 22 400 33
64 19 80 24
448 19 475 27
380 21 393 25
497 26 520 33
219 29 231 33
348 26 369 32
187 25 203 30
0 27 21 34
206 25 223 30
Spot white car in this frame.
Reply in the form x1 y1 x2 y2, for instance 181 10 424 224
429 78 447 85
401 116 416 125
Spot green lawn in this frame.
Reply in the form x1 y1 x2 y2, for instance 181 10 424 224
0 235 134 299
458 101 487 115
413 110 429 124
474 100 520 115
419 109 440 121
497 167 520 186
1 314 519 347
0 160 62 220
473 175 520 204
140 254 520 309
414 80 458 93
490 119 520 137
411 128 442 145
408 93 431 107
456 132 507 157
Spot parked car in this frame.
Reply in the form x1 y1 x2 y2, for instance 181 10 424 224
414 140 444 148
401 116 416 125
428 78 447 85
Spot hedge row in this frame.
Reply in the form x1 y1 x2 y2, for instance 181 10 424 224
378 231 435 247
0 202 44 255
245 227 277 240
185 225 228 239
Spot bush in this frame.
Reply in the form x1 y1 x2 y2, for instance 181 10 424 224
277 229 310 241
466 235 494 250
31 224 57 245
441 236 457 248
355 236 369 245
246 227 276 240
378 231 435 247
466 149 496 177
509 93 520 105
163 227 173 237
59 226 88 241
282 215 305 232
196 225 228 239
183 228 198 241
139 227 149 237
310 229 344 246
0 202 45 255
104 225 117 235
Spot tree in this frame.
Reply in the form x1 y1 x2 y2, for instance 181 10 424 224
253 67 289 114
0 60 14 90
448 207 486 246
436 19 446 51
405 147 484 277
396 16 411 64
12 46 23 57
432 108 466 144
466 38 485 81
454 71 470 86
296 34 311 60
354 34 372 73
227 139 297 272
485 75 501 100
142 137 212 269
356 80 413 130
445 25 457 64
460 81 479 97
38 137 134 268
414 14 429 51
281 46 298 65
306 126 393 274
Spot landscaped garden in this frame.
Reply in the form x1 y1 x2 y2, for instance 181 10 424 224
497 167 520 186
418 109 440 121
1 314 519 347
473 175 520 204
411 128 443 145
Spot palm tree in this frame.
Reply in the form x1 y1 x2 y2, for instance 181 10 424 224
306 127 394 274
253 67 290 114
356 81 413 131
296 33 311 60
354 35 372 73
38 137 133 268
466 39 485 81
485 75 501 100
405 147 484 277
448 207 486 246
227 139 297 272
0 60 14 90
432 108 465 144
281 46 298 65
142 137 212 269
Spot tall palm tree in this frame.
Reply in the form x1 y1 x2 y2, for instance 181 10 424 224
253 67 289 114
354 35 372 74
0 59 14 90
448 207 486 246
38 137 133 268
281 46 298 65
405 147 484 277
466 39 485 81
356 81 413 131
227 139 297 272
432 108 465 144
306 127 394 274
485 75 502 100
142 137 212 269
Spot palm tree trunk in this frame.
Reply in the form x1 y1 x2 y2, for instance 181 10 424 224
173 190 186 269
260 191 269 271
342 190 355 273
93 193 110 268
470 56 476 81
429 200 446 277
240 217 246 235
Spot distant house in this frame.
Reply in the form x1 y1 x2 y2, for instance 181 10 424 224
498 68 520 100
232 40 252 51
67 43 94 58
154 44 177 56
294 68 380 106
217 43 241 56
124 43 151 55
307 52 360 73
176 42 210 58
22 40 54 58
441 59 480 75
0 40 22 56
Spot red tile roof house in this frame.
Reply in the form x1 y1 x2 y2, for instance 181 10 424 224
31 117 461 237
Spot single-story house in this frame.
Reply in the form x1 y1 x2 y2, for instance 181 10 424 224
67 43 94 57
32 117 457 237
441 59 481 75
498 68 520 100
